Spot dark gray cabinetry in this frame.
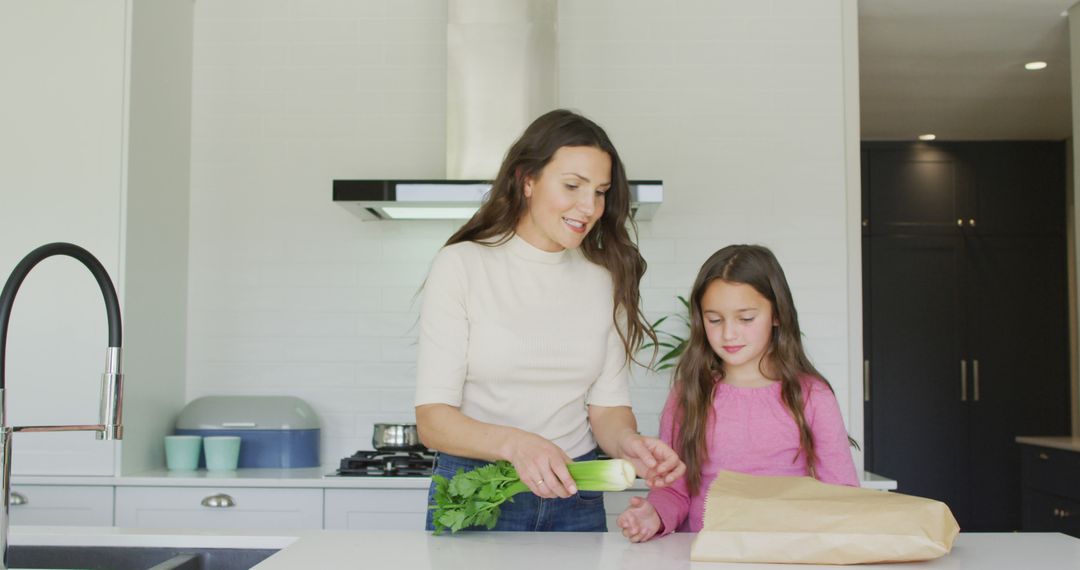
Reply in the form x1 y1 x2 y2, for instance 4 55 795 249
863 142 1070 531
1020 445 1080 538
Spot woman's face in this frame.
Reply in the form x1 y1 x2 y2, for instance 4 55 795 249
516 145 612 252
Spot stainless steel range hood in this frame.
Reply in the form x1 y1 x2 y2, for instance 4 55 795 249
333 179 663 220
332 0 663 221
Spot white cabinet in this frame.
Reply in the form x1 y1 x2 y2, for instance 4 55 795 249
324 489 429 530
115 487 323 530
603 490 648 532
8 485 114 527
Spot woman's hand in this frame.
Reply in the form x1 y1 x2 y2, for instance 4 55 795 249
502 429 577 499
617 432 686 488
617 496 662 542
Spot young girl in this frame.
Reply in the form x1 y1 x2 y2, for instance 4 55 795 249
617 244 859 542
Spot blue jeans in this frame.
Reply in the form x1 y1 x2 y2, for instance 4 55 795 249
425 449 607 532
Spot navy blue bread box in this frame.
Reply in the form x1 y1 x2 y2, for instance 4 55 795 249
175 396 320 468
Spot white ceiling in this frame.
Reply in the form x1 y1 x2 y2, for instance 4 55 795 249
859 0 1074 140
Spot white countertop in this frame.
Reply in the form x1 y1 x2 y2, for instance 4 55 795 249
12 469 898 490
1016 435 1080 453
11 527 1078 569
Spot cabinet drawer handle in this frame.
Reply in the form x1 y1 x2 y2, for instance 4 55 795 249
863 360 870 402
960 360 967 402
972 359 980 402
1038 452 1050 460
201 493 236 508
1052 508 1072 518
10 492 27 506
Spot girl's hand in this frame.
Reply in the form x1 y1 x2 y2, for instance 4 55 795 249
503 430 576 499
617 496 662 542
617 432 686 488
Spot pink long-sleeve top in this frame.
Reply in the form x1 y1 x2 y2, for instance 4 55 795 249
647 377 859 535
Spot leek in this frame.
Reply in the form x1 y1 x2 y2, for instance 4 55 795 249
430 458 635 534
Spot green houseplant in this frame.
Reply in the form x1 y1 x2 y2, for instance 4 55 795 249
641 295 690 371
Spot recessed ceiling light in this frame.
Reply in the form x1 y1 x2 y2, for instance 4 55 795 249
1025 61 1048 71
918 134 936 141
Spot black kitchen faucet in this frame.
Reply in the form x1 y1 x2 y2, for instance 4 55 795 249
0 242 124 570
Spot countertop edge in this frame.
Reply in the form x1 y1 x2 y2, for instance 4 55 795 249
12 470 897 490
1016 436 1080 453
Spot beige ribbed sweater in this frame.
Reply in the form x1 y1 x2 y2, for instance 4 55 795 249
414 234 631 458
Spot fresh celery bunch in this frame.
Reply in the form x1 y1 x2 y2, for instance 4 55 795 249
430 458 636 534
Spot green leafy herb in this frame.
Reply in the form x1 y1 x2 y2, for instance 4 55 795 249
430 459 636 534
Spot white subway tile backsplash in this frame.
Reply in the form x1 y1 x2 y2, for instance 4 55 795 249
355 67 444 91
746 18 841 45
285 337 382 362
287 44 384 66
357 19 446 43
290 19 360 43
675 0 774 21
195 19 263 44
197 0 292 20
292 388 384 413
379 389 417 411
259 66 360 92
190 337 293 363
320 412 360 437
653 18 754 43
384 0 445 20
192 65 265 93
258 363 359 387
284 287 385 312
772 0 841 20
383 41 444 67
380 337 419 363
291 0 387 19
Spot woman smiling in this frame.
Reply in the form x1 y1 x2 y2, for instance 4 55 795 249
415 109 685 532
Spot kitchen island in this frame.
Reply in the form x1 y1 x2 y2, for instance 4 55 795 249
11 527 1080 569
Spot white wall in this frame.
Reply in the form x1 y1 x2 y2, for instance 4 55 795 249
0 0 127 475
188 0 863 468
119 0 194 475
0 0 193 476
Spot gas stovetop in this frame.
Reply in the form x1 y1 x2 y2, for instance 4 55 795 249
335 450 435 477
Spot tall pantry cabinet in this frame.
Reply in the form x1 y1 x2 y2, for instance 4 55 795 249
862 141 1071 531
0 0 192 477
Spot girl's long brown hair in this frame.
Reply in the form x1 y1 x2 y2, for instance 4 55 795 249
674 245 852 496
445 109 656 363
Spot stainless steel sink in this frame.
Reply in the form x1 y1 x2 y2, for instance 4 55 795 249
7 545 277 570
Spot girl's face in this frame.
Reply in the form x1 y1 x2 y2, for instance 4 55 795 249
516 145 611 252
700 279 778 381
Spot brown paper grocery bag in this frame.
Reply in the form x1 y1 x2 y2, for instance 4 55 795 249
690 471 959 565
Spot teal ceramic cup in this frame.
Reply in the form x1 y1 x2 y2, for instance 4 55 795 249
164 435 202 470
204 436 242 471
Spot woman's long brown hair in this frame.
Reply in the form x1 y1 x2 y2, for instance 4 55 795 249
673 245 852 496
445 109 656 363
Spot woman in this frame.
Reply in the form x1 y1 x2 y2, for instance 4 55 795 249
416 109 684 532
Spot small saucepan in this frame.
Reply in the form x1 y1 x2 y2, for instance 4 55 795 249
372 423 423 451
